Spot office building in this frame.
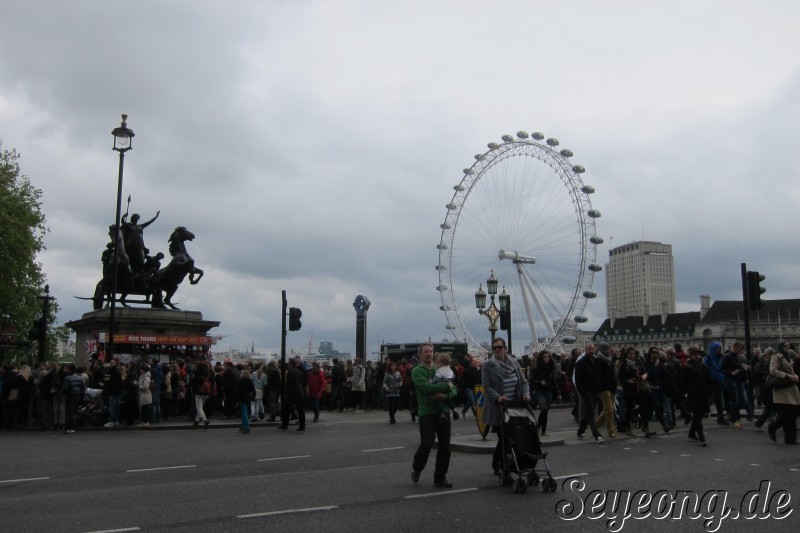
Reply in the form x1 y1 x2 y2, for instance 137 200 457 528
606 240 676 320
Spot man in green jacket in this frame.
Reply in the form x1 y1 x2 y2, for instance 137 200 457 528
411 343 457 488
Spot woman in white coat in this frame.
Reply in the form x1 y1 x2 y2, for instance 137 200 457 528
137 365 153 426
767 347 800 444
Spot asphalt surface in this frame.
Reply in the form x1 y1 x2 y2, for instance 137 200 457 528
1 404 798 533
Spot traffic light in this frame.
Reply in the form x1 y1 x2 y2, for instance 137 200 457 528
28 316 47 343
747 271 766 310
288 307 302 331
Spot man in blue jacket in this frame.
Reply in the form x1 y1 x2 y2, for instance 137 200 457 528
703 342 726 425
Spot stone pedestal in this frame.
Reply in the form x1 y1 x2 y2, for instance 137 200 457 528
66 308 220 366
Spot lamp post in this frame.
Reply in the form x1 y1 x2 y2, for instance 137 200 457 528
107 114 135 362
498 286 511 355
36 285 55 364
475 270 500 348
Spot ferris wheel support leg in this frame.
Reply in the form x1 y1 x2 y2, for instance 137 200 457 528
516 264 539 348
517 264 556 339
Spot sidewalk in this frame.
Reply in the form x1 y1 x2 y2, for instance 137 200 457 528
60 407 566 453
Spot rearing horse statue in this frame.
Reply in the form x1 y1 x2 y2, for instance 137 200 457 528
151 226 204 309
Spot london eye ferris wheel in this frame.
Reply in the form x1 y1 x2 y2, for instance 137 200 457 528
436 131 603 356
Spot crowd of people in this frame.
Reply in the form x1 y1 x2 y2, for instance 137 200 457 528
3 339 797 448
556 340 800 446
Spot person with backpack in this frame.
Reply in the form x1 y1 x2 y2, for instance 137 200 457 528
61 364 86 434
191 361 212 429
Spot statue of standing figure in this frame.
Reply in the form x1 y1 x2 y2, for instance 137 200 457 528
121 210 159 276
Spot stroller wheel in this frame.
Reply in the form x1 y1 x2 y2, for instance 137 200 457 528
502 473 513 487
512 479 526 493
542 481 550 493
548 477 557 492
527 473 539 486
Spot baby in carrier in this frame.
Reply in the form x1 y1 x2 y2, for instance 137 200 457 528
432 353 459 420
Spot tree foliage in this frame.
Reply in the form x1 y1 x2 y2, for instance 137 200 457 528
0 141 50 362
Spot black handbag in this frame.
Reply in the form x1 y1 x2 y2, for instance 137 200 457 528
766 375 795 389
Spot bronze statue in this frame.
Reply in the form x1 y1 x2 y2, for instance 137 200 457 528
89 213 203 310
121 210 159 274
150 226 204 309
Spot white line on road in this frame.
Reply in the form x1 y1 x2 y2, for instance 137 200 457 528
126 465 195 473
238 505 338 518
362 446 405 453
405 488 478 499
257 455 311 462
552 473 588 480
82 527 139 533
0 476 49 484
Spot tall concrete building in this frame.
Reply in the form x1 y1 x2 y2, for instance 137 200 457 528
605 241 676 320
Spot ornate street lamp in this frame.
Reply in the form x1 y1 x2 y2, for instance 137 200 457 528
107 114 135 362
475 270 501 347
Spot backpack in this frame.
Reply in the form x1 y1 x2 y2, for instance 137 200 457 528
199 377 212 395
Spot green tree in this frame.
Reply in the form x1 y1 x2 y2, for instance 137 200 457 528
0 141 50 364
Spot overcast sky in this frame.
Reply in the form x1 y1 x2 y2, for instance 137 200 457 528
2 1 798 358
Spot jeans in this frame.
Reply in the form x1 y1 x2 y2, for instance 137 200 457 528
722 380 740 423
577 391 600 438
755 387 775 427
736 382 754 419
108 395 120 424
64 399 79 431
710 381 725 420
329 384 344 411
240 403 250 431
251 397 264 419
387 395 399 422
462 388 476 416
412 413 451 481
151 396 161 422
311 397 321 420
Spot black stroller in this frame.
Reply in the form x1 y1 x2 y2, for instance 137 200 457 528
77 388 108 427
497 402 556 494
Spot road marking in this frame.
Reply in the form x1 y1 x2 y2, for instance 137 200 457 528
790 468 799 472
0 477 49 484
363 446 404 453
82 528 139 533
405 488 478 499
238 505 338 518
257 455 311 462
680 454 690 457
553 473 588 480
126 465 195 473
751 463 760 466
714 458 725 462
649 450 658 453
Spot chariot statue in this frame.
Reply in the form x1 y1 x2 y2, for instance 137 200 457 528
90 206 203 310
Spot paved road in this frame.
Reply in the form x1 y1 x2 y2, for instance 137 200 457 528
0 407 797 532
